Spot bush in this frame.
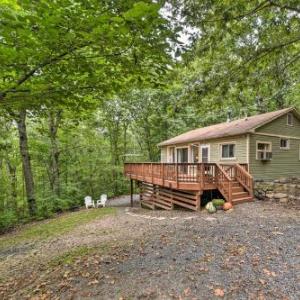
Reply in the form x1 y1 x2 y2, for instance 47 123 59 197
0 211 18 234
36 201 54 220
212 199 225 207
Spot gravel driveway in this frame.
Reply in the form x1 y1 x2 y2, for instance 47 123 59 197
0 200 299 300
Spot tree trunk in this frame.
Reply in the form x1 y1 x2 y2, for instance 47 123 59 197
5 159 18 211
15 109 36 216
48 110 61 196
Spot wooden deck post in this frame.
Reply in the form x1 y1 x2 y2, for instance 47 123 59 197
176 163 178 188
130 179 133 207
196 191 202 211
162 163 165 186
139 182 143 204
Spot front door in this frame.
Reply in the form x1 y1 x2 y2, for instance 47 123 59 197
201 145 210 163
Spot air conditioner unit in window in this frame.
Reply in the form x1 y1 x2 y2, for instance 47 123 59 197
258 151 272 161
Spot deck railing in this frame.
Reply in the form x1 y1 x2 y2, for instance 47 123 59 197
124 162 253 203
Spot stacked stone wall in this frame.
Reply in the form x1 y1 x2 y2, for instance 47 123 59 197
254 178 300 205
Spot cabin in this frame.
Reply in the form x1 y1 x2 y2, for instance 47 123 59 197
124 107 300 211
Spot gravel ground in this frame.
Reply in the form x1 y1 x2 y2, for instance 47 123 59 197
0 199 299 300
106 194 140 207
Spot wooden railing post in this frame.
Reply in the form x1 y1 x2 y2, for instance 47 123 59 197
200 163 204 189
162 163 165 186
228 180 232 203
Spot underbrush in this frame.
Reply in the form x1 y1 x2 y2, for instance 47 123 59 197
0 211 18 234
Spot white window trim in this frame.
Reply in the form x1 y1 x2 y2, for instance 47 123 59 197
287 113 294 126
279 138 290 150
219 142 236 160
246 134 250 164
200 144 210 163
256 141 272 160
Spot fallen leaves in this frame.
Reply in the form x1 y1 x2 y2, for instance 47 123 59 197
263 268 277 277
214 288 225 297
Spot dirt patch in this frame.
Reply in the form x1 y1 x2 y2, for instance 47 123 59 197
0 200 299 299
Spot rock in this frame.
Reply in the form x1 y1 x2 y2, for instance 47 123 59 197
279 198 288 203
274 193 287 199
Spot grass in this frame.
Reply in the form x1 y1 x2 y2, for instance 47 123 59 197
48 244 111 266
0 207 116 250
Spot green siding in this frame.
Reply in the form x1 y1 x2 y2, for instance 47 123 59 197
249 134 300 180
256 111 300 137
160 135 248 164
201 135 248 164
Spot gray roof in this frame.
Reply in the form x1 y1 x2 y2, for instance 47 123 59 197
158 107 297 146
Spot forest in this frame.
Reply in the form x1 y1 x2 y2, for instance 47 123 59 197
0 0 299 232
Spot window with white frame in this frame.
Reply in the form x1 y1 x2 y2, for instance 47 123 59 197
280 138 290 149
256 142 272 160
221 144 235 159
287 113 293 126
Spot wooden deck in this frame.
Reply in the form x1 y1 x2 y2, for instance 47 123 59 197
124 162 254 210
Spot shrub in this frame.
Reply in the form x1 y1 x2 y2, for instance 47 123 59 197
212 199 225 207
0 211 18 234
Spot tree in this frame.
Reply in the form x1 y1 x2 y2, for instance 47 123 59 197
15 110 36 215
169 0 300 114
0 0 177 217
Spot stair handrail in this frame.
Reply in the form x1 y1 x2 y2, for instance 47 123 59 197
235 164 254 196
216 163 232 181
216 163 233 202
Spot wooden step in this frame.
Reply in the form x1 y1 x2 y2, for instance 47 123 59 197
232 191 249 200
232 196 254 205
231 181 241 187
232 186 244 193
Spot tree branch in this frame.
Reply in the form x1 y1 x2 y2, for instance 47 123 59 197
268 1 300 13
0 43 91 101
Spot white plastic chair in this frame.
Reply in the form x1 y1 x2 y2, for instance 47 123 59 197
84 196 95 209
96 194 107 208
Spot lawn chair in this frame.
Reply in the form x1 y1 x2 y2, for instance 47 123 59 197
96 194 107 208
84 196 95 209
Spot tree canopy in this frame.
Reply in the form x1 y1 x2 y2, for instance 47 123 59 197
0 0 299 230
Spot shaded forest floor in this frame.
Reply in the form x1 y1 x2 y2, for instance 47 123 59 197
0 199 299 300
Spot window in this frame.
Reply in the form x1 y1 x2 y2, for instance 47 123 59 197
256 142 272 160
287 113 293 126
221 144 235 159
168 147 175 163
176 147 188 163
280 138 290 149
